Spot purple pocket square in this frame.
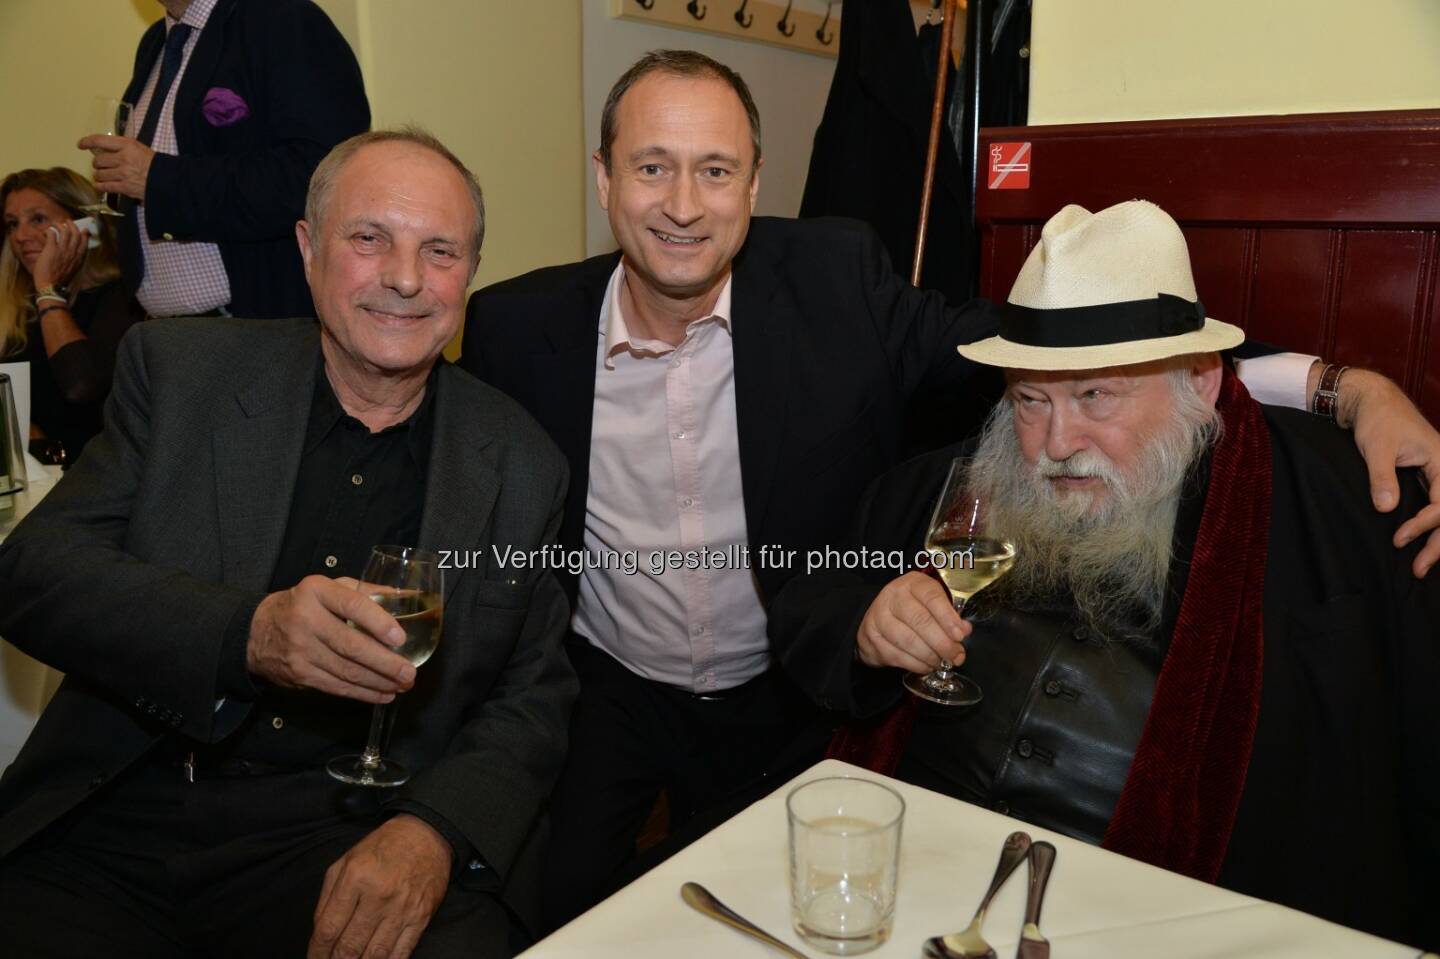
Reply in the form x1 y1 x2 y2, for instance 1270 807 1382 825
202 87 249 126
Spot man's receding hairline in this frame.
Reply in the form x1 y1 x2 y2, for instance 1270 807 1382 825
322 141 454 197
312 141 474 234
613 76 760 169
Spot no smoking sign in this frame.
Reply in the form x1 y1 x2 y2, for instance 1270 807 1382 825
988 141 1031 189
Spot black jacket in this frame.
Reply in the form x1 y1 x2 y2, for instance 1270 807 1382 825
459 216 998 607
769 407 1440 948
0 320 577 927
120 0 370 318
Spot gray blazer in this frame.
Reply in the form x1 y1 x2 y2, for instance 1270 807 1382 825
0 318 576 919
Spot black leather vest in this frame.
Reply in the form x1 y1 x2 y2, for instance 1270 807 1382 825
897 602 1163 844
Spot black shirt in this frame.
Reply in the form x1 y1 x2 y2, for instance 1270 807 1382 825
208 360 474 869
9 280 144 460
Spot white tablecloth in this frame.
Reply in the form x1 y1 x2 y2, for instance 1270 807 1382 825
523 759 1420 959
0 455 65 771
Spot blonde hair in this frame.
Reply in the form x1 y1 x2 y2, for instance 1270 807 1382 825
1 168 122 355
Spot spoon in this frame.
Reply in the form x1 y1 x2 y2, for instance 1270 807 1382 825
923 831 1032 959
681 882 809 958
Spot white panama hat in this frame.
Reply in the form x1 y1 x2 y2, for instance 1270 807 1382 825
957 200 1245 371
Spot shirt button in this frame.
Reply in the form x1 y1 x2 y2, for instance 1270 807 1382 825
674 430 686 439
693 625 706 635
681 497 693 508
351 473 364 486
995 800 1011 815
272 716 284 730
1016 739 1034 758
324 555 338 569
1044 679 1063 696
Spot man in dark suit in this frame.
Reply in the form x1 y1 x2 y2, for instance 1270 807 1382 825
459 50 1440 929
0 130 575 958
80 0 369 318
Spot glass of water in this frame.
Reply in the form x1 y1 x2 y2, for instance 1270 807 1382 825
787 776 905 955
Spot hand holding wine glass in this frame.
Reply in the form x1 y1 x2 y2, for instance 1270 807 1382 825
328 546 443 788
245 575 415 704
80 97 133 215
903 457 1016 706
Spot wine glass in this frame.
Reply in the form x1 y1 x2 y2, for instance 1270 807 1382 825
83 96 134 216
327 545 443 787
903 457 1016 706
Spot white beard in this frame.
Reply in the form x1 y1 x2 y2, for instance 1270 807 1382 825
967 385 1220 641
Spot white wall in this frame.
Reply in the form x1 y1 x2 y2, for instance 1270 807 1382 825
582 0 838 255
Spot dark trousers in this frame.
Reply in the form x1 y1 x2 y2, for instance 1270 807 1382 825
540 638 827 931
0 757 512 958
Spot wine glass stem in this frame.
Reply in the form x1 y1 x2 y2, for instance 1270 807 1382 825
359 702 390 768
936 596 968 677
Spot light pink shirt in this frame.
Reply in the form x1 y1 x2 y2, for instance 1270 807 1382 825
574 264 770 692
127 0 232 317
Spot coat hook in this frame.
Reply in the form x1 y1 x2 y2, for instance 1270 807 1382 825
816 1 835 45
687 0 706 20
634 0 654 9
734 0 753 28
777 0 796 37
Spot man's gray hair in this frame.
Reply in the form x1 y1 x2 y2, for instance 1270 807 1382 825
305 127 486 256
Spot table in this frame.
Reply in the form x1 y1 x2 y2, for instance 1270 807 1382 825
1 455 65 770
522 759 1421 959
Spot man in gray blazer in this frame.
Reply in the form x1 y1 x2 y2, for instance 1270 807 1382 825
0 130 575 958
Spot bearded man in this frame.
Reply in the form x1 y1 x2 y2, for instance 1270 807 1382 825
768 201 1439 949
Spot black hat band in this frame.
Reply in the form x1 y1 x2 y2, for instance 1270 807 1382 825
997 293 1206 348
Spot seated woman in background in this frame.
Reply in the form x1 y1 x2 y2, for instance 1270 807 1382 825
1 167 143 464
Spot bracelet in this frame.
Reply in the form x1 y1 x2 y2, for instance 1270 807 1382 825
1310 363 1348 422
31 284 69 306
35 303 70 322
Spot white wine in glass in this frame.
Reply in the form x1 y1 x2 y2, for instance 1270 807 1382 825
84 96 134 216
904 457 1016 706
327 546 443 788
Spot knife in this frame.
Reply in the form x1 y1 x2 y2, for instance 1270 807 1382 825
1016 842 1057 959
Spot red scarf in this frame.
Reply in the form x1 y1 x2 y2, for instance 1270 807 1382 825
829 370 1271 883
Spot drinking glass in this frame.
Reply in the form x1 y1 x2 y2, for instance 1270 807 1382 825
326 546 443 787
788 776 905 955
84 96 133 216
903 457 1016 706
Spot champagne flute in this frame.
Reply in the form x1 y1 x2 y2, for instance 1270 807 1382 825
327 545 443 787
83 96 134 216
903 457 1016 706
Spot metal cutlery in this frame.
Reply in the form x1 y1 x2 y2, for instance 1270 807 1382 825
1016 842 1057 959
923 830 1033 959
680 881 809 959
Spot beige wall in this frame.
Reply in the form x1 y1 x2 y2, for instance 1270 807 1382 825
348 0 585 303
1030 0 1440 124
0 1 154 177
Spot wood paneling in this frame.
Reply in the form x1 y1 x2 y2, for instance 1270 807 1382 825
974 110 1440 423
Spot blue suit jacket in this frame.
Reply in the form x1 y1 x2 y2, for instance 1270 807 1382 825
119 0 369 318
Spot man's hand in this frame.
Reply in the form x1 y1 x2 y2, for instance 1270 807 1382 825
857 571 972 673
78 135 155 202
32 219 88 291
309 814 452 959
248 575 415 702
1338 369 1440 577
